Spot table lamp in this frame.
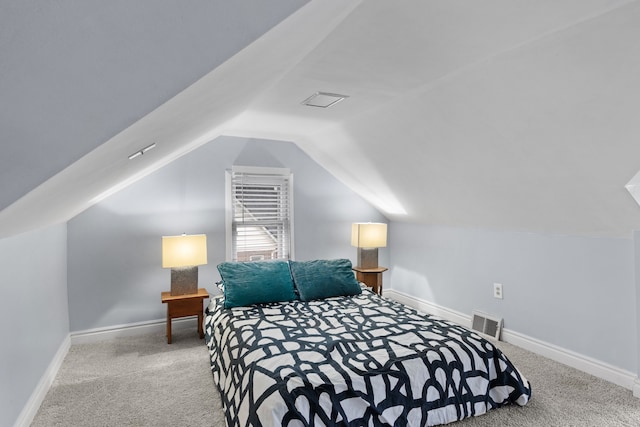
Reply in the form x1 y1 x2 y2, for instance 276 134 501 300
351 223 387 269
162 234 208 296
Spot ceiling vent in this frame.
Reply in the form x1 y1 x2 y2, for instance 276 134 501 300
301 92 348 108
471 311 503 340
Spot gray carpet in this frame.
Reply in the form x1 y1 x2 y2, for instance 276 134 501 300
31 329 640 426
31 329 224 427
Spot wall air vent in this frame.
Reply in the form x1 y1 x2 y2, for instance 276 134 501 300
471 311 503 340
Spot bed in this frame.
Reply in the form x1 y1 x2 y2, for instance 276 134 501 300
205 259 531 426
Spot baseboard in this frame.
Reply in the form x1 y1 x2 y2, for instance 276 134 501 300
13 334 70 427
384 289 471 327
384 289 638 392
634 378 640 398
16 295 639 427
70 316 199 345
502 328 636 390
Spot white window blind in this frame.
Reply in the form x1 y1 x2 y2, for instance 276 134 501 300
227 167 293 262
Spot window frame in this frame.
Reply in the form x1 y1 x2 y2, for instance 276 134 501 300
225 166 295 262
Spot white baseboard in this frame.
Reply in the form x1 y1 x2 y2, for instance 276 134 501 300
13 335 70 427
634 378 640 398
70 316 199 345
384 289 470 326
16 293 639 427
384 289 638 393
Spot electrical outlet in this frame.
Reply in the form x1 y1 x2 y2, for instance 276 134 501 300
493 283 503 299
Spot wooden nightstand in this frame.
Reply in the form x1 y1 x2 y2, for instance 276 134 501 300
352 266 388 296
161 288 209 344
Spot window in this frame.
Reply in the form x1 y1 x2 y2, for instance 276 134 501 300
226 166 294 262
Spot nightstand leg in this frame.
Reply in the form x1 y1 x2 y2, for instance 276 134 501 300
166 309 172 344
198 312 204 339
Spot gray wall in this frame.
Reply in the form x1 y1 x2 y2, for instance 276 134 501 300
0 0 309 211
389 222 637 372
0 224 69 427
635 230 640 377
67 136 387 332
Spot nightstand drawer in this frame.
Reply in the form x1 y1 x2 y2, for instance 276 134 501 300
167 298 201 317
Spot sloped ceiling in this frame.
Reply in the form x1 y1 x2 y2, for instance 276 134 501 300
2 0 640 238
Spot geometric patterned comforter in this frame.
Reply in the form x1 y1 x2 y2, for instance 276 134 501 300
204 289 531 427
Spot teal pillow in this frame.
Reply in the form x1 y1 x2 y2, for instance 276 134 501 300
289 259 361 301
218 260 296 308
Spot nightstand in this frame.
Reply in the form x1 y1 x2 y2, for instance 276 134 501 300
352 266 388 295
161 288 209 344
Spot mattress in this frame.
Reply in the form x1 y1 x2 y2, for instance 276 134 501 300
204 288 531 426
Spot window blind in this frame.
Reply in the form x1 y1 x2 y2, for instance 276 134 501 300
230 168 292 262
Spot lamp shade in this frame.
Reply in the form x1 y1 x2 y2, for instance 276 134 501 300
162 234 208 268
351 223 387 248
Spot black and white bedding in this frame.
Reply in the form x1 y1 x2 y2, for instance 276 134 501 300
204 285 531 426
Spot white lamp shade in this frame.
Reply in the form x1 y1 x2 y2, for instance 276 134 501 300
162 234 208 268
351 223 387 248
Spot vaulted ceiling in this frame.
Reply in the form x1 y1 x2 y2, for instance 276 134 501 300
2 0 640 238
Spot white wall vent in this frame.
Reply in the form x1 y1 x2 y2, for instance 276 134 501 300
471 311 503 340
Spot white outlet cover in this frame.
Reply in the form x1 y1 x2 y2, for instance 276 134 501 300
493 283 503 299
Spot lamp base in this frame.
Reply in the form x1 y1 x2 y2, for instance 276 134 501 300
356 248 379 269
170 266 198 296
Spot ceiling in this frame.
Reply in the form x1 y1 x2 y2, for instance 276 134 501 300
2 0 640 238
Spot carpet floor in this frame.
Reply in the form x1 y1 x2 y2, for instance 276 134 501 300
31 328 640 426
